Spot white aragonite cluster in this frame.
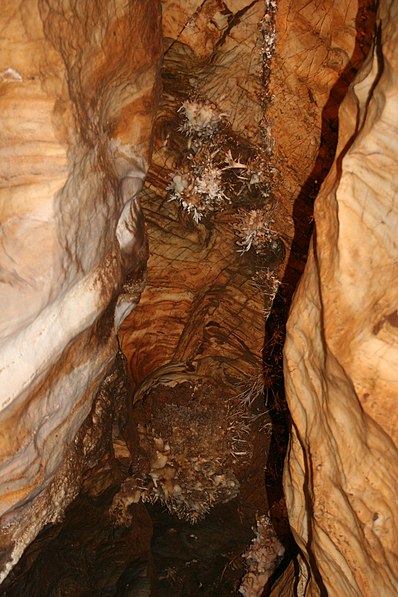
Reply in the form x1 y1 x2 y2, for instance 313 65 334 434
110 381 252 525
239 514 285 597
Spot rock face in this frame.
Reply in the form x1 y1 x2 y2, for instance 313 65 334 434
282 1 398 594
119 0 281 432
0 0 161 581
117 1 390 594
117 0 283 568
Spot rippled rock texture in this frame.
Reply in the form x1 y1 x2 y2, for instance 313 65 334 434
119 0 279 393
281 1 398 595
0 0 161 581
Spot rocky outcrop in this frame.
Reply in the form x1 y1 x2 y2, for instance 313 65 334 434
281 0 398 594
0 0 161 580
120 1 391 594
116 1 385 593
117 0 282 563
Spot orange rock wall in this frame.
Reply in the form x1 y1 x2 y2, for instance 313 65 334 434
283 0 398 594
120 0 273 397
0 0 161 581
1 0 397 591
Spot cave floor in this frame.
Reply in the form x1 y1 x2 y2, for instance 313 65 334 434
1 390 291 597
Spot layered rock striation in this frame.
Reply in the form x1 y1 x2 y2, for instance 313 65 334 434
0 0 161 581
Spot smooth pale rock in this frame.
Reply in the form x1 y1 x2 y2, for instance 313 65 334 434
0 0 161 581
282 0 398 594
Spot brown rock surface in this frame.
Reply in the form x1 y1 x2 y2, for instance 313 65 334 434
117 0 388 594
267 0 376 280
0 0 161 581
281 0 398 595
119 0 279 412
118 0 374 404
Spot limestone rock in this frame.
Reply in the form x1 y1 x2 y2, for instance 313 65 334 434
118 5 381 594
119 0 280 397
282 1 398 594
0 0 161 581
266 0 376 281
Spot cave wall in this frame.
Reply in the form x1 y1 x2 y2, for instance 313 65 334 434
118 0 370 438
119 0 274 409
281 0 398 594
0 0 161 581
115 1 396 594
0 0 397 592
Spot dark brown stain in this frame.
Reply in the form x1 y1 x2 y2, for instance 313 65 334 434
386 310 398 327
372 309 398 335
